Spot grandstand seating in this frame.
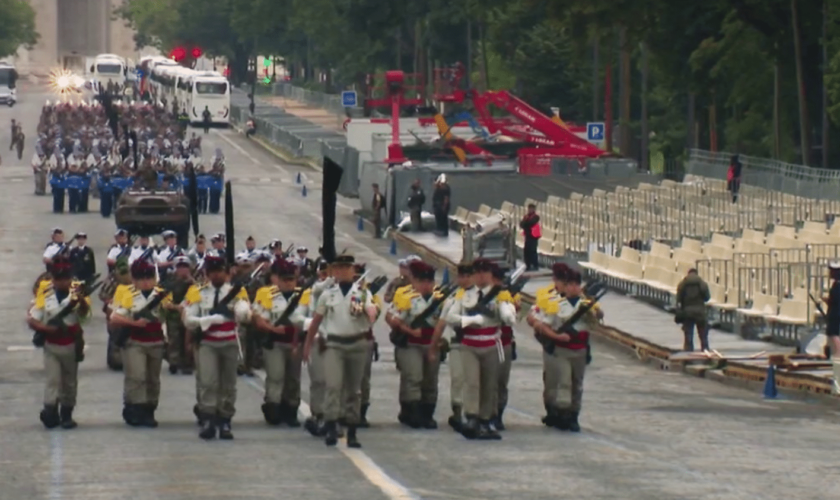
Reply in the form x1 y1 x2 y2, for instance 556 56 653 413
450 174 840 340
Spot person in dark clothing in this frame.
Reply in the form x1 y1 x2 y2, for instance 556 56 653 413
69 233 96 283
407 179 425 232
727 155 742 203
519 204 541 270
202 106 212 134
371 183 385 238
825 261 840 392
675 269 711 351
432 174 451 237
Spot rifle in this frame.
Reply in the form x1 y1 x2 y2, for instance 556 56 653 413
115 284 176 348
264 277 317 349
32 276 103 362
390 282 457 347
538 281 607 355
466 265 528 317
367 275 389 296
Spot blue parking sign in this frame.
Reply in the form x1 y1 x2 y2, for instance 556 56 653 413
341 90 357 107
587 122 605 141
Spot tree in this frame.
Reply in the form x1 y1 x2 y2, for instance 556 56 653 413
0 0 38 59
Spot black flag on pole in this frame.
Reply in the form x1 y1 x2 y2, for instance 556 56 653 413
322 156 343 263
224 181 234 267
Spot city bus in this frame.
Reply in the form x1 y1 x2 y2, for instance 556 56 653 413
0 61 18 107
185 71 230 125
91 54 126 91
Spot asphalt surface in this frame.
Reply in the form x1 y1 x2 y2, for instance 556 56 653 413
2 90 840 500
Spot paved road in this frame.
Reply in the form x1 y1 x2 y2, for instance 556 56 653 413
2 92 840 500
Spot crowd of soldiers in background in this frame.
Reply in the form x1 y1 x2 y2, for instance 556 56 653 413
28 101 226 215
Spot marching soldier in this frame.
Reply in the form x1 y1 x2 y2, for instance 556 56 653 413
69 232 96 283
164 256 195 374
430 262 474 431
303 261 333 436
129 235 159 265
826 261 840 393
27 256 92 429
444 258 517 440
384 256 420 303
492 266 520 431
183 256 251 440
106 229 131 272
345 263 382 428
531 270 597 432
109 260 172 427
304 254 378 448
252 259 310 426
529 262 568 425
43 228 66 265
155 230 182 278
389 261 444 429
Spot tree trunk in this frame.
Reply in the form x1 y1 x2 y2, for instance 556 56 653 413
686 91 696 151
640 42 649 171
791 0 811 165
619 28 632 156
396 27 402 70
709 90 718 152
823 0 830 168
479 19 490 91
592 37 600 121
604 58 613 152
774 60 781 159
465 20 473 89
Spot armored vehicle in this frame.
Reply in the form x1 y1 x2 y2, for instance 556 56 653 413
114 189 191 247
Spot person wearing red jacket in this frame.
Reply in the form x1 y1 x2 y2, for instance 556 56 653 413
519 203 541 270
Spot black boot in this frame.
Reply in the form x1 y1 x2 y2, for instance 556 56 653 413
194 404 205 426
123 404 141 427
542 406 558 427
397 402 409 425
421 403 438 429
59 405 78 429
218 417 233 440
284 404 301 427
494 406 506 431
168 363 178 375
304 414 321 436
407 401 423 429
262 403 282 426
448 405 463 432
324 420 338 446
199 415 216 440
554 410 571 431
568 411 581 433
460 416 479 439
315 416 328 437
346 425 362 448
40 405 60 429
477 420 501 440
358 403 370 428
139 403 158 428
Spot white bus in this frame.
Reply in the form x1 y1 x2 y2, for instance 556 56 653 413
91 54 126 91
148 59 178 101
0 61 18 106
186 71 230 125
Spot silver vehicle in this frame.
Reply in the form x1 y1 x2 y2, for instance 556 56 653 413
0 62 18 107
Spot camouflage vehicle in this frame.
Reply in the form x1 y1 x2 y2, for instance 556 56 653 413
114 169 191 247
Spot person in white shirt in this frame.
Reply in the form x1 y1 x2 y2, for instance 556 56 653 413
129 235 159 265
106 229 131 272
43 228 66 265
155 230 181 275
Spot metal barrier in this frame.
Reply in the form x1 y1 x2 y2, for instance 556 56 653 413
687 149 840 200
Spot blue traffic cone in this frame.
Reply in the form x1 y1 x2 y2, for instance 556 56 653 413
357 217 364 231
389 239 397 255
442 267 450 285
296 172 302 184
762 365 778 399
302 185 307 197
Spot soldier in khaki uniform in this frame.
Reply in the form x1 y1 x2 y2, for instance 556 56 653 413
252 259 310 426
430 262 474 431
389 261 444 429
529 262 567 426
304 254 378 448
183 256 251 440
164 256 195 374
445 258 517 440
303 262 333 436
491 267 520 431
27 257 92 429
346 263 382 428
109 260 172 427
531 270 598 432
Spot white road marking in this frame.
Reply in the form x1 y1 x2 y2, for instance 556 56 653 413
212 129 263 167
7 345 36 352
246 373 422 500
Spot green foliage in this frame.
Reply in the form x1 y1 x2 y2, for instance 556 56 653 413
0 0 39 59
120 0 837 166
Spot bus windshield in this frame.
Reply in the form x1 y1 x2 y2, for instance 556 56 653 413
195 82 228 95
96 63 123 74
0 67 18 88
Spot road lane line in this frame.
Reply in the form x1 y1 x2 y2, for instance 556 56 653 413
49 432 64 500
7 345 36 351
212 129 264 166
245 374 422 500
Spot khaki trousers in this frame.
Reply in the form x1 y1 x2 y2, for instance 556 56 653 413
165 317 189 368
343 339 373 416
197 340 239 418
307 338 326 415
497 343 513 409
263 343 301 406
543 347 587 411
448 342 464 407
461 345 499 420
123 340 164 405
43 343 78 406
396 344 440 403
323 338 368 424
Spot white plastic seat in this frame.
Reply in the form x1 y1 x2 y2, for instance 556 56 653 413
766 299 809 325
736 293 778 318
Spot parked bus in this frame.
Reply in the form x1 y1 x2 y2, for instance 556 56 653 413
90 54 126 92
185 71 230 125
0 61 18 107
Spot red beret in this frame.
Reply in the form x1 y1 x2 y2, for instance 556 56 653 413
204 256 226 272
472 258 495 272
130 259 156 278
270 259 296 277
409 261 435 281
51 256 73 277
552 262 570 280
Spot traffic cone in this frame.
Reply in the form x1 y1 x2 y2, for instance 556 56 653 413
442 267 450 285
762 364 778 399
296 172 302 184
302 185 307 197
357 217 364 231
389 239 397 255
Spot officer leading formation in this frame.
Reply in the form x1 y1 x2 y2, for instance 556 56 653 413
33 100 226 217
31 228 615 444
